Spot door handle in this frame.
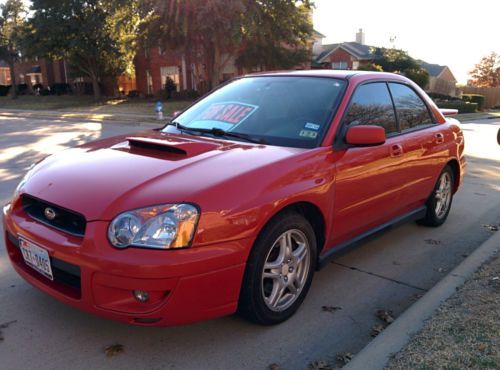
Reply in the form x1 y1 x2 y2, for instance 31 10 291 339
390 144 403 157
435 133 445 144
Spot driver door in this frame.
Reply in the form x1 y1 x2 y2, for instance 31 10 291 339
331 82 406 246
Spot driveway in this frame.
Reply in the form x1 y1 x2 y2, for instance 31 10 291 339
0 116 499 369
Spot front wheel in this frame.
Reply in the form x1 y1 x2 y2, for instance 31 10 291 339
417 165 455 227
238 212 317 325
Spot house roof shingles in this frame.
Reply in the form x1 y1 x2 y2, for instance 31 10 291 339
417 60 447 77
315 42 377 64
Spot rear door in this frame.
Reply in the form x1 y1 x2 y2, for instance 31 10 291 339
387 82 444 210
331 82 406 245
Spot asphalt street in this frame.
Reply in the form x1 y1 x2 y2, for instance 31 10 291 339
0 116 498 369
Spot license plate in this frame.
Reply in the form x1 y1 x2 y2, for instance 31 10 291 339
19 236 54 281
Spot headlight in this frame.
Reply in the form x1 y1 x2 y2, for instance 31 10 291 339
108 204 200 250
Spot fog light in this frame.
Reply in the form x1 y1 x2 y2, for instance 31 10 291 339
133 290 149 303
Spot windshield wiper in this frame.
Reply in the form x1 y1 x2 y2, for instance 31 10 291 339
167 121 265 144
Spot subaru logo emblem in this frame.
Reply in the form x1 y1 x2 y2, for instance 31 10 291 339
44 207 56 220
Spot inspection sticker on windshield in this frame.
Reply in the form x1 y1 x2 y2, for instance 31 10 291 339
299 130 318 139
197 102 258 126
305 122 320 130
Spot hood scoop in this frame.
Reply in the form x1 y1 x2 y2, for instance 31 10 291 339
123 136 221 158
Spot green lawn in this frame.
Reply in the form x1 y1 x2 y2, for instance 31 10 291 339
0 95 194 116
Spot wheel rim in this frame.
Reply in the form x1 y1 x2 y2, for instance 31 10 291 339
261 229 311 312
435 172 452 219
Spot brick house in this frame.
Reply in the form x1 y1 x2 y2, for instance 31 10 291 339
313 29 376 70
418 61 458 97
133 30 324 97
0 58 69 90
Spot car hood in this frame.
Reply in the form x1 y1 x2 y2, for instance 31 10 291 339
22 131 304 220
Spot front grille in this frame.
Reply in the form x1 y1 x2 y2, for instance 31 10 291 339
22 195 86 237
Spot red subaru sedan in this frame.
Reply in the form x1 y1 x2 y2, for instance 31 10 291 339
3 71 465 326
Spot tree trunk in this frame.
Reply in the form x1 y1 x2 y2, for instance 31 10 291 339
8 59 17 99
90 73 101 100
209 42 221 90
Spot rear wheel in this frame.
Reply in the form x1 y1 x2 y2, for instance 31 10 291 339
238 212 316 325
418 165 454 227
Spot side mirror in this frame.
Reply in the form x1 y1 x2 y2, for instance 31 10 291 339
345 125 386 146
172 110 182 119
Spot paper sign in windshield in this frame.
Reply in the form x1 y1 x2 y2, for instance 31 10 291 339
197 102 258 126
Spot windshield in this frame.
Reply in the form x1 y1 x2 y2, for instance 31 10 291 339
163 76 347 148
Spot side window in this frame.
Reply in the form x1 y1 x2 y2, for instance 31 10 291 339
389 83 433 130
343 83 398 134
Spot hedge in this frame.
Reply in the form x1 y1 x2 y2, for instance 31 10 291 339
0 85 11 96
427 92 461 102
438 101 478 113
462 94 485 111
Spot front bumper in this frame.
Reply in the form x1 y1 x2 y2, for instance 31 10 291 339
3 201 251 326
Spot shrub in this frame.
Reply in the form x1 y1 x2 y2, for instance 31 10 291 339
127 90 139 98
171 89 200 100
50 83 71 95
40 88 52 96
404 68 430 89
0 85 11 96
438 101 478 113
462 94 485 111
357 63 383 72
427 92 461 102
16 84 28 95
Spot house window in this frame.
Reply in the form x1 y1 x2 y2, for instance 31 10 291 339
160 66 180 92
332 61 348 70
28 73 43 86
146 70 153 95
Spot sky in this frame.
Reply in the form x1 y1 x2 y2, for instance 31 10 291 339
313 0 500 83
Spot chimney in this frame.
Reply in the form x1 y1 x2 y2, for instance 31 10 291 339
356 28 365 45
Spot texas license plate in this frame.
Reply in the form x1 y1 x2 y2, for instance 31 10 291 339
19 236 54 281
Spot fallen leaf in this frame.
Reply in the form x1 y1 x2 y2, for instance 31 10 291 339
269 363 280 370
105 344 124 357
336 352 353 365
309 360 332 370
0 320 17 330
376 310 395 323
371 324 385 337
437 267 446 273
322 305 342 313
424 239 442 245
482 224 499 232
478 343 488 351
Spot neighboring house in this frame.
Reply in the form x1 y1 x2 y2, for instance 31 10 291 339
134 30 323 96
313 29 377 70
418 60 457 97
0 58 69 90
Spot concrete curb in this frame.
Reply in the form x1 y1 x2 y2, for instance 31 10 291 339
344 230 500 370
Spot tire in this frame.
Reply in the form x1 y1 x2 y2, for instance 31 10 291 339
238 212 317 325
417 165 455 227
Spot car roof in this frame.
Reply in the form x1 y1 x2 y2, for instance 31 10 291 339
244 69 407 81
